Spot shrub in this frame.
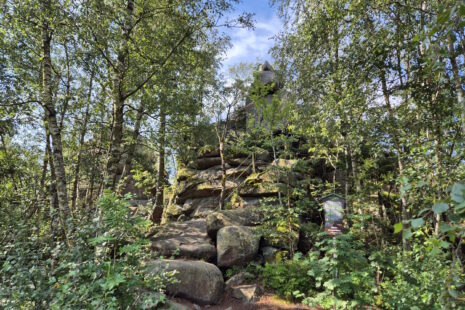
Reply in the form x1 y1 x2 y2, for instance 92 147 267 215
261 253 314 300
380 246 462 309
0 193 174 309
260 233 376 309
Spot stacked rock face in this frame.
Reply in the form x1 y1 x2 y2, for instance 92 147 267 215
148 149 312 304
147 61 314 306
161 148 274 224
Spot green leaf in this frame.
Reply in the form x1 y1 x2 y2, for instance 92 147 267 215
449 288 458 298
417 208 429 216
439 222 454 233
89 235 115 245
455 201 465 212
432 203 449 214
402 229 413 239
430 246 441 256
102 273 126 291
451 183 465 204
411 218 425 228
440 241 450 249
393 222 403 234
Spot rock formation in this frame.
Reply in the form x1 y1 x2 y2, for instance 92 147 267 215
146 61 318 305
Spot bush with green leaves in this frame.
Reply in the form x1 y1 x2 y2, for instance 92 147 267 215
1 192 174 309
257 197 302 256
260 233 376 309
380 247 458 310
261 253 314 300
300 233 376 309
384 182 465 309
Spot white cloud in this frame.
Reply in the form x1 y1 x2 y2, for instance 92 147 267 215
222 14 282 71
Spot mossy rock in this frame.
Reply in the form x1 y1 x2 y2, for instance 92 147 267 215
198 144 218 157
176 167 198 182
245 172 262 186
177 180 240 203
240 181 285 197
161 203 182 224
272 158 298 170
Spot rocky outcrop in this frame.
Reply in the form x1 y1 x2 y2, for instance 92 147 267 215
216 226 260 267
231 284 262 303
127 61 321 307
206 208 261 239
153 259 224 305
150 219 216 261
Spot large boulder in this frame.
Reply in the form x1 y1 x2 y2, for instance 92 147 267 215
217 225 260 267
232 284 262 303
150 219 216 261
198 148 220 158
239 182 283 197
161 203 183 224
197 157 222 169
226 158 267 169
182 197 219 217
153 259 224 305
178 165 249 184
177 180 240 203
206 208 261 239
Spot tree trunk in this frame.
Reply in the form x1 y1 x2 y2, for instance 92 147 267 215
380 69 409 251
71 71 94 210
41 6 71 239
150 102 166 223
59 40 71 130
218 140 226 210
448 36 465 134
106 80 125 190
46 131 60 240
350 147 361 194
105 0 134 190
117 100 144 194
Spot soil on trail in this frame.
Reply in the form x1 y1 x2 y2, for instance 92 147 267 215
171 292 316 310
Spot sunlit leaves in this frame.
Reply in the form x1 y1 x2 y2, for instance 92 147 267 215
411 218 425 229
433 203 449 215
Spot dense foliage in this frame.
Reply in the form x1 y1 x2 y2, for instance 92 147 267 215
1 193 175 309
1 0 465 308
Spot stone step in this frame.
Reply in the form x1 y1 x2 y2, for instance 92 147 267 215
150 219 216 261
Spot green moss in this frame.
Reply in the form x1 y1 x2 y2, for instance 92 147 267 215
176 167 197 182
198 144 216 157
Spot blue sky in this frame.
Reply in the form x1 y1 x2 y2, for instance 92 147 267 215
221 0 282 70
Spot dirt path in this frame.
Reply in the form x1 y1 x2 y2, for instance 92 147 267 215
171 291 316 310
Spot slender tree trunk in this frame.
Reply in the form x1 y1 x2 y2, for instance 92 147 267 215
105 0 134 190
117 100 144 193
46 131 59 240
380 69 409 251
448 36 465 134
150 102 166 223
40 136 49 201
59 40 71 130
217 136 226 211
106 80 125 189
41 6 71 240
350 147 361 194
71 71 94 210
